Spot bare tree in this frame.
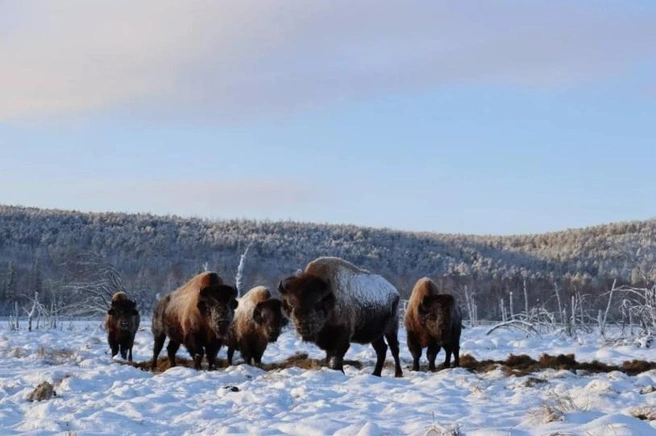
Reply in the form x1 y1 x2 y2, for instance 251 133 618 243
235 239 254 296
59 252 126 317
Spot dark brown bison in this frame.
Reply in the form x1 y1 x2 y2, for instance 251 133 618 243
105 291 140 362
151 272 238 370
279 257 403 377
404 277 462 371
226 286 284 366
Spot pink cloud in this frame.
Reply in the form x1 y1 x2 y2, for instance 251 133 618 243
1 1 655 122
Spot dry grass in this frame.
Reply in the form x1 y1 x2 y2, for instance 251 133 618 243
27 381 56 402
621 360 656 375
39 347 76 364
629 406 656 421
457 353 656 377
124 356 202 374
119 352 363 374
640 385 656 394
525 403 564 425
117 350 654 378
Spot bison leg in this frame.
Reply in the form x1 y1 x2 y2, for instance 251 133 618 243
384 330 403 377
371 336 388 377
253 347 265 367
167 340 181 368
453 344 460 368
407 333 423 371
427 343 441 372
152 334 166 370
324 351 334 367
119 344 128 360
193 350 204 370
110 342 120 358
227 346 235 365
206 342 221 370
330 338 351 374
442 346 452 369
126 337 135 362
240 343 254 366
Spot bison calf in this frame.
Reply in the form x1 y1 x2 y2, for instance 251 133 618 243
279 256 403 377
404 277 462 371
105 291 140 362
227 286 284 366
151 272 238 371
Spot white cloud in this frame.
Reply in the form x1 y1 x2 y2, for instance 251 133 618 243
1 0 654 121
0 178 324 217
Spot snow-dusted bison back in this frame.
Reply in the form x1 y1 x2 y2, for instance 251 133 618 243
279 257 402 377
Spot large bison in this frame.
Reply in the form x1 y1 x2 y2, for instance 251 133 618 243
151 272 238 370
279 257 403 377
404 277 462 371
226 286 284 367
105 291 140 362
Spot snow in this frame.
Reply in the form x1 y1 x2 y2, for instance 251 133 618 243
336 269 399 311
1 322 655 435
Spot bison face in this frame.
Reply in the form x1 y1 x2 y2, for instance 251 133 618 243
278 275 335 341
254 299 284 343
418 294 454 335
108 300 139 332
198 284 238 340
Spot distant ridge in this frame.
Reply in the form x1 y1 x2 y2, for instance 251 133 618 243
0 204 654 318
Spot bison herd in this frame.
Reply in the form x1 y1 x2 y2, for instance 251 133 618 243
105 256 462 377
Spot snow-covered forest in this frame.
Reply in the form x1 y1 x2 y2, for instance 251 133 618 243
0 205 654 324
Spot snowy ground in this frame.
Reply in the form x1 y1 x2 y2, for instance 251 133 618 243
1 320 655 435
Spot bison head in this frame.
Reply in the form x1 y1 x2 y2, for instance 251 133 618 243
278 274 335 341
198 284 238 339
253 298 285 343
418 294 454 334
107 299 139 332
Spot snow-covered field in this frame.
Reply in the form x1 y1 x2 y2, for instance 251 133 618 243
1 321 655 435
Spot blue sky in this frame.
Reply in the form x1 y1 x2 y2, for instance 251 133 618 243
1 1 655 235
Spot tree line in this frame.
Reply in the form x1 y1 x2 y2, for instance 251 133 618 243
0 205 654 323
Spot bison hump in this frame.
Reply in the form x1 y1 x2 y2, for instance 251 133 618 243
336 269 398 308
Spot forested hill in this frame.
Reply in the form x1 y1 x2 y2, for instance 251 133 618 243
0 205 654 318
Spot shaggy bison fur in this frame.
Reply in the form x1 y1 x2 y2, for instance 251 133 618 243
404 277 462 371
279 257 403 377
105 291 140 362
227 286 285 366
151 272 238 370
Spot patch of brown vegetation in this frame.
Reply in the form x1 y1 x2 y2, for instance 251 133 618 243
121 356 230 374
621 360 656 376
39 347 76 364
119 353 363 374
458 354 500 373
640 385 656 395
264 353 362 371
27 381 56 402
455 353 656 377
523 377 548 387
116 351 654 378
629 406 656 421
